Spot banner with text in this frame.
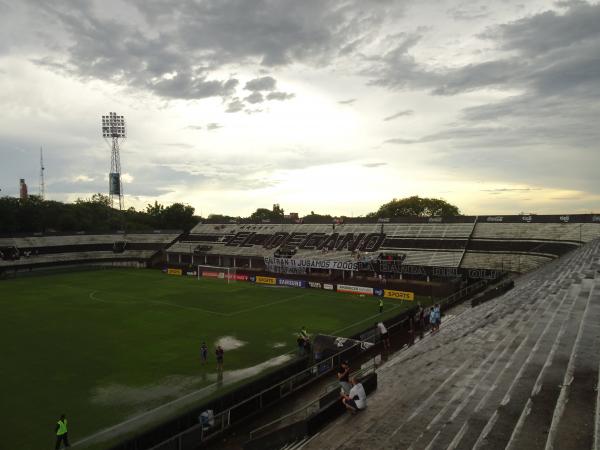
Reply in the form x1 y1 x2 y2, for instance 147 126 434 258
383 289 414 301
264 256 360 271
167 268 182 276
277 278 307 288
256 276 277 285
337 284 374 295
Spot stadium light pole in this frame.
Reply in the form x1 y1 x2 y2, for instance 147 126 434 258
101 112 126 210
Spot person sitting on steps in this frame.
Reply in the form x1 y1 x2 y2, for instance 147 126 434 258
341 377 367 414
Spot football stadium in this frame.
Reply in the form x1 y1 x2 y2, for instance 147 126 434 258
2 1 600 450
2 214 600 449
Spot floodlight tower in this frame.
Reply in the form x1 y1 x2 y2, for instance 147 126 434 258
101 112 126 209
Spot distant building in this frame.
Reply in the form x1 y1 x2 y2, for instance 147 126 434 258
19 179 28 200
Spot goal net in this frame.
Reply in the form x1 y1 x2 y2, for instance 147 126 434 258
197 265 237 284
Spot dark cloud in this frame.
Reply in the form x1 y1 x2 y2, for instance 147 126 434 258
447 5 489 21
21 0 397 105
363 162 387 168
225 98 245 113
266 91 295 101
379 2 600 196
383 109 413 121
244 91 264 104
206 123 222 131
338 98 356 105
244 76 277 91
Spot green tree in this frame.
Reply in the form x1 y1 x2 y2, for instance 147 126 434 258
249 204 285 222
368 196 460 218
250 208 275 222
162 203 196 231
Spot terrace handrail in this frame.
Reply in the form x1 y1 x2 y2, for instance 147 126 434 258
146 277 491 450
147 341 364 449
248 356 378 441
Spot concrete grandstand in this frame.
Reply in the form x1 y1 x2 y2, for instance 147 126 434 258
167 214 600 275
0 231 181 273
300 236 600 450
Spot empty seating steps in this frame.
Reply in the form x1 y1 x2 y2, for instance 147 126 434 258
473 222 600 243
0 251 155 267
303 238 600 450
461 252 553 274
0 234 179 268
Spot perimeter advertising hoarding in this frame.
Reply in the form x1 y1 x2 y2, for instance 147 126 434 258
167 268 182 276
256 276 277 285
202 271 222 278
383 289 414 301
337 284 374 295
277 278 306 288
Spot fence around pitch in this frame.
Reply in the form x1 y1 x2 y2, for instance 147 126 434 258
145 277 491 450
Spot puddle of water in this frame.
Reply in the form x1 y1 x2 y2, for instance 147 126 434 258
215 335 247 351
91 375 201 407
221 354 293 381
81 353 293 446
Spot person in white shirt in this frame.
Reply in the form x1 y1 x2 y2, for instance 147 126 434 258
376 321 390 349
342 377 367 413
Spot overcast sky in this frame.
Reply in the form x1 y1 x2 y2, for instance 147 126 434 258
0 0 598 216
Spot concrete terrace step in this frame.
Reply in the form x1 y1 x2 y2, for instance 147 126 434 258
467 283 586 449
301 239 600 450
408 289 574 450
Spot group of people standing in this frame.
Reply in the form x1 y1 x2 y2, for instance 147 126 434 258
200 342 225 371
416 303 442 336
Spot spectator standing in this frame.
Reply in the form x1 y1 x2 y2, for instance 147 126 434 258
376 321 390 350
55 414 69 449
200 342 208 364
215 345 224 371
430 306 437 333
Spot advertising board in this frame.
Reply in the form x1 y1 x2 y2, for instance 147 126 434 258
383 289 414 301
337 284 374 295
256 276 277 285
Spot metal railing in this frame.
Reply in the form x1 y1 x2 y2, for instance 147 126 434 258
148 343 363 450
249 356 378 441
148 278 490 450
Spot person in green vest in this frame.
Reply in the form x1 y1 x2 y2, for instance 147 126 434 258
55 414 70 449
379 298 384 314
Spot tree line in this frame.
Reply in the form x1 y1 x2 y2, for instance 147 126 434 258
0 194 460 234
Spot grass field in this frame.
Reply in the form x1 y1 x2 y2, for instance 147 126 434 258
0 268 421 449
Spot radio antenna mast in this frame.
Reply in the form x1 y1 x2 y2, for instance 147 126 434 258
39 146 45 200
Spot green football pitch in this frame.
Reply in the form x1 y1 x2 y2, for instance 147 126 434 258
0 268 421 449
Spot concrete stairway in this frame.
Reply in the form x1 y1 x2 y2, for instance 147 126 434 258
302 239 600 450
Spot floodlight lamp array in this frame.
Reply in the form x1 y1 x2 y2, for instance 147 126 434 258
101 112 126 138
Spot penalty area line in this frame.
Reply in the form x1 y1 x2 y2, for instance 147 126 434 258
88 291 228 317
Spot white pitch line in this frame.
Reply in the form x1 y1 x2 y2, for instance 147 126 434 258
227 292 310 316
88 291 229 316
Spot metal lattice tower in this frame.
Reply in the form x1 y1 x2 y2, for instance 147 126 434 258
101 112 126 209
39 146 45 200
